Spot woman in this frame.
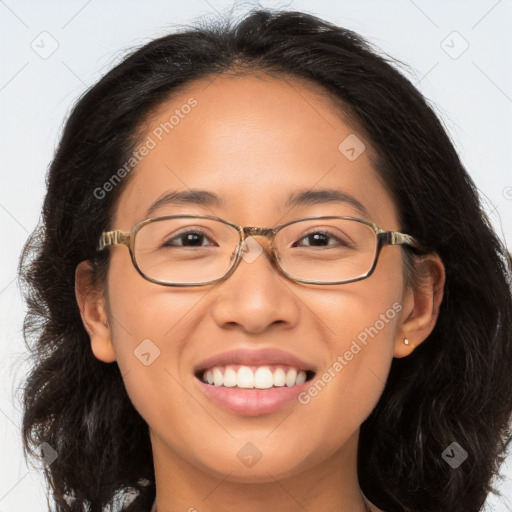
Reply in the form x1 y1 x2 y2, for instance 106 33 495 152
18 8 512 512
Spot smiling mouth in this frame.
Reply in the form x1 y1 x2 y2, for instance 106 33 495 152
194 364 316 389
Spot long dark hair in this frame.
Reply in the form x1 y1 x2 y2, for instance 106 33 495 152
17 8 512 512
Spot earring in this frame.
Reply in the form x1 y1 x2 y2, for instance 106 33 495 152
404 338 410 345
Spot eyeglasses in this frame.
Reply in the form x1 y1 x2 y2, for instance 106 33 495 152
97 214 422 287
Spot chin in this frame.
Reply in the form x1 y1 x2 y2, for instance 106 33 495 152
192 447 313 483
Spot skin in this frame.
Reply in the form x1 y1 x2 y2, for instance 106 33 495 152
76 74 445 512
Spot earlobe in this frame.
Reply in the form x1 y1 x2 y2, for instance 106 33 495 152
394 252 445 358
75 260 117 363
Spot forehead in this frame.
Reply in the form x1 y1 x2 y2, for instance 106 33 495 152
113 74 396 229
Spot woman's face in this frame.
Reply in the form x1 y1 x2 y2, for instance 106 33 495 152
91 74 418 482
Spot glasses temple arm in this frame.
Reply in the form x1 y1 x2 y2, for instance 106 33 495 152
382 231 424 251
98 230 130 251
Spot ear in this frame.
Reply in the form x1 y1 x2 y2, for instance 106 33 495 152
75 260 116 363
394 252 445 358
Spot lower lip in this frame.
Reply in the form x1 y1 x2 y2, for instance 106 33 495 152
194 376 313 416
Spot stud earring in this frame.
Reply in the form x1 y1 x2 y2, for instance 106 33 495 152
404 338 410 345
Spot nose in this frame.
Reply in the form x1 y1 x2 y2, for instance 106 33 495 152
209 235 300 334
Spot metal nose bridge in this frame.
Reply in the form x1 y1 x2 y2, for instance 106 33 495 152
239 226 278 260
242 226 275 238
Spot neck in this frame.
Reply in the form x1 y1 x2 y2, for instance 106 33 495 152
152 496 372 512
149 429 375 512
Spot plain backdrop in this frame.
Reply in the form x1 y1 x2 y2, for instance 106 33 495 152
1 0 511 510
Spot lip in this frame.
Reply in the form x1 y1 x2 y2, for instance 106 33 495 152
194 376 313 416
193 347 316 375
193 348 316 417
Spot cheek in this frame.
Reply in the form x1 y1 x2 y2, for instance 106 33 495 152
297 254 404 425
104 256 202 417
106 251 203 346
311 249 404 359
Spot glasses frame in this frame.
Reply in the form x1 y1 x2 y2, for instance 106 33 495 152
97 214 423 287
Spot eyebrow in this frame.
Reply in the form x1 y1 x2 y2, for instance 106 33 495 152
145 188 369 219
284 189 369 218
145 189 225 218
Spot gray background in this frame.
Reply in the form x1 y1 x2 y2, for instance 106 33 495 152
1 0 511 510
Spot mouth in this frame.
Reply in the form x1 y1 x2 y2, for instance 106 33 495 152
194 365 316 389
192 348 317 416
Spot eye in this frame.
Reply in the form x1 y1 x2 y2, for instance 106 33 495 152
292 230 352 248
162 229 217 248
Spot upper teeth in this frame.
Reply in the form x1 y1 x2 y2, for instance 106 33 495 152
201 365 308 389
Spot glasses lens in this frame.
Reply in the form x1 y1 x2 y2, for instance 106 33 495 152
275 218 377 283
134 217 240 285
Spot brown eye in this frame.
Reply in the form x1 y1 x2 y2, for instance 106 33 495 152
161 228 217 248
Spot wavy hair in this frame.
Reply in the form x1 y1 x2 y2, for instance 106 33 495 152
17 8 512 512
